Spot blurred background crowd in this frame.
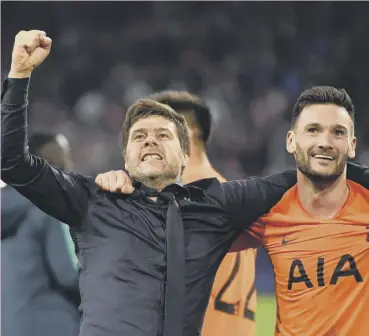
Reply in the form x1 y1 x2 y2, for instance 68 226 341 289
2 0 369 299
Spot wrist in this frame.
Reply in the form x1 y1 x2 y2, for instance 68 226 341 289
2 76 30 104
8 69 32 79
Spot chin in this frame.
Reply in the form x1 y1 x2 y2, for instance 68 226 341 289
140 168 162 178
312 166 336 174
313 171 337 179
308 169 342 184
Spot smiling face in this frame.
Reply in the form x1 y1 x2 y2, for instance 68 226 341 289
286 103 356 183
124 115 189 185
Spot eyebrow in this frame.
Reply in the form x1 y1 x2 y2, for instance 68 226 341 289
131 128 146 135
304 122 348 131
304 123 321 129
131 127 172 135
155 127 171 133
333 124 348 131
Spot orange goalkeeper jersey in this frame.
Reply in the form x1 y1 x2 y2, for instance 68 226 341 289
202 249 257 336
249 180 369 336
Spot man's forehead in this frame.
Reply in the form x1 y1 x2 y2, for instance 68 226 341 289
131 115 175 130
296 104 352 128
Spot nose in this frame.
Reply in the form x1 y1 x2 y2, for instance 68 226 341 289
317 132 333 151
317 144 334 152
144 135 158 148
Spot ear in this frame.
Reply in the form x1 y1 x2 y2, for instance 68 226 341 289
348 136 356 159
286 130 296 154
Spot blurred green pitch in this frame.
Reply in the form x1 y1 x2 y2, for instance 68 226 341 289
256 295 277 336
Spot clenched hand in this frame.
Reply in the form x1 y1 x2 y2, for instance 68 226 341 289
8 30 52 78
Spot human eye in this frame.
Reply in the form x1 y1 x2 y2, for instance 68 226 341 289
134 134 145 141
333 129 345 136
307 127 319 134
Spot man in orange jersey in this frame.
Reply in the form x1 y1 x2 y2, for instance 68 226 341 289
96 91 257 336
230 86 369 335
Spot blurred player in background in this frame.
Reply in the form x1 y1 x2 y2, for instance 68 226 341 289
231 86 369 335
96 91 257 336
1 132 80 336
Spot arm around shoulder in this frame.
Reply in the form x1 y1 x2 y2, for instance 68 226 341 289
347 161 369 189
221 170 296 227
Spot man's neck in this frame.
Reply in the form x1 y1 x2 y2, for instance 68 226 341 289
297 170 349 219
139 176 179 192
182 146 226 184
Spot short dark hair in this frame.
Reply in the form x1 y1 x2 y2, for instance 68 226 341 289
28 132 58 156
291 86 355 128
121 99 190 156
146 91 212 143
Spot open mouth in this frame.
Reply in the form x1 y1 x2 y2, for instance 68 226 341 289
141 153 163 162
312 154 335 161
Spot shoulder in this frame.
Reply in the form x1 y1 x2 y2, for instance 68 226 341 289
348 180 369 198
258 185 299 221
346 181 369 213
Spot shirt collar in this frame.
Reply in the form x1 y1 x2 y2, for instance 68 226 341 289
132 180 190 199
132 177 219 200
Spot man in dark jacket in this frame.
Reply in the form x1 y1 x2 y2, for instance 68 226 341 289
1 132 80 336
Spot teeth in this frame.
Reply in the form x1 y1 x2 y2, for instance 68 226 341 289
314 155 334 160
143 154 161 161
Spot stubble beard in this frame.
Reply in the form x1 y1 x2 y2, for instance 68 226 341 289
295 143 347 186
130 163 183 191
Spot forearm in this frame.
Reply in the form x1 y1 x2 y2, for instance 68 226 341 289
221 170 297 226
252 169 297 212
1 77 36 185
1 78 96 225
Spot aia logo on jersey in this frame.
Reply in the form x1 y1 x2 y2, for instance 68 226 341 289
287 254 363 290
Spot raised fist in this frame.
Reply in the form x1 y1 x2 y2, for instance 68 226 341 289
9 30 52 78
